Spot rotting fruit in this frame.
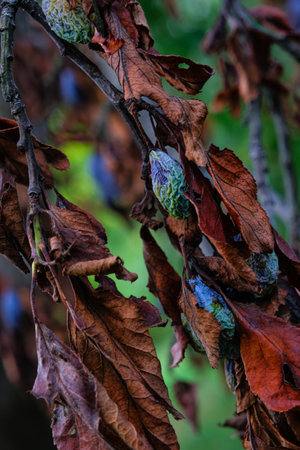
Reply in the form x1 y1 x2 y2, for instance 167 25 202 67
149 149 190 220
42 0 94 44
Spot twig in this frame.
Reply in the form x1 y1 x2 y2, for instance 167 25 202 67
266 89 300 249
247 94 274 221
0 0 40 202
20 0 150 167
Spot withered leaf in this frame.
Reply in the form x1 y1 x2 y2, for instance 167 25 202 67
250 6 296 36
52 403 113 450
174 382 198 431
170 324 189 368
245 400 300 449
194 256 261 295
222 413 247 439
131 296 166 329
130 190 162 230
207 144 274 253
144 51 214 96
0 118 69 186
234 359 256 414
47 191 137 281
125 1 154 50
31 322 99 435
166 97 208 167
141 226 181 324
69 278 182 449
182 159 232 245
181 157 258 284
273 228 300 290
228 302 300 412
202 14 227 54
179 282 222 369
227 31 261 103
101 8 210 167
0 168 30 272
68 321 154 450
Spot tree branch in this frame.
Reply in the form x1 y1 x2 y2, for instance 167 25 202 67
266 89 300 250
19 0 150 168
0 0 40 201
247 94 274 221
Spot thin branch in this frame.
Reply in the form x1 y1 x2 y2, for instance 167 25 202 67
20 0 150 167
266 89 300 249
0 0 40 201
247 94 274 222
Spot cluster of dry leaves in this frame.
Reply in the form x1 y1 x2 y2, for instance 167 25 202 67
1 0 300 449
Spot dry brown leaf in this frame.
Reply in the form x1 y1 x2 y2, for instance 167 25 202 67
179 283 222 369
207 144 274 253
69 278 182 449
273 228 300 290
31 322 100 439
194 256 261 295
245 400 300 449
46 191 136 281
141 226 181 324
234 359 256 414
0 169 30 272
174 382 198 431
52 403 113 450
228 302 300 412
0 118 69 186
130 190 162 230
170 324 189 368
65 256 137 281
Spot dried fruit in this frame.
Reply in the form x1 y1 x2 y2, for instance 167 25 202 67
247 251 279 297
149 150 190 220
42 0 94 44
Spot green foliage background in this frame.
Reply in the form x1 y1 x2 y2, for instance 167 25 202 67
55 1 300 448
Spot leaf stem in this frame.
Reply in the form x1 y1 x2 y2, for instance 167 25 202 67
0 0 40 202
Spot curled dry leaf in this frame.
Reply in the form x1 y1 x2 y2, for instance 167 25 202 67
31 322 99 436
179 282 222 369
207 144 274 254
69 277 182 449
0 118 69 186
65 255 137 282
141 226 189 367
46 191 137 281
228 302 300 412
0 168 30 272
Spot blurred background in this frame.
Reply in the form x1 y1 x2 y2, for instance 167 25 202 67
0 0 299 448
